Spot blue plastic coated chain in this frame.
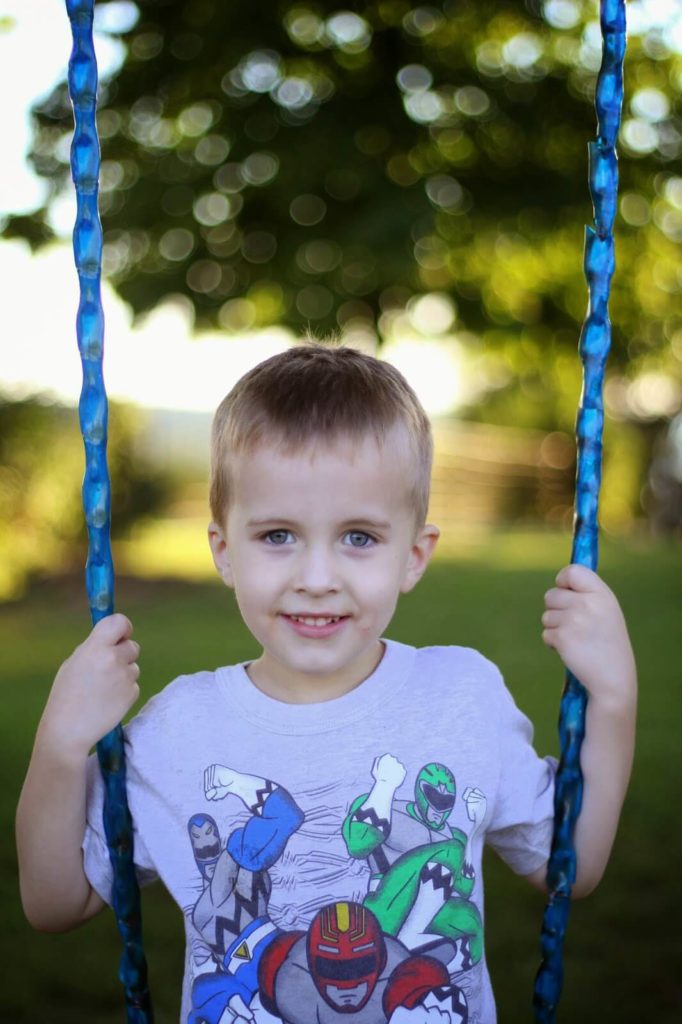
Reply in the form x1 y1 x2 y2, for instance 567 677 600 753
65 2 153 1020
533 1 626 1019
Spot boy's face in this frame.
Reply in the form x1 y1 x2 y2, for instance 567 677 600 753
208 426 439 702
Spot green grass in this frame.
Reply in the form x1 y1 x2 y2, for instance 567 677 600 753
2 532 680 1022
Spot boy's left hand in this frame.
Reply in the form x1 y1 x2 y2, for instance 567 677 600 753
542 564 636 708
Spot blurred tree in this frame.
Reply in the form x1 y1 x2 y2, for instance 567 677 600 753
4 1 681 434
0 396 176 598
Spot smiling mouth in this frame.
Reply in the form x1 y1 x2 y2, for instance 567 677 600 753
285 614 347 626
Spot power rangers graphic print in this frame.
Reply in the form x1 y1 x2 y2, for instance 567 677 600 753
343 756 486 974
185 759 483 1023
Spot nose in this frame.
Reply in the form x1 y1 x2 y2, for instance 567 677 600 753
293 543 341 595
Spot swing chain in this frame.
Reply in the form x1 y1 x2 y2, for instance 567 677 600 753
65 2 153 1020
533 1 626 1019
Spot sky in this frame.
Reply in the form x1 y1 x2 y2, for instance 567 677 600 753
1 0 680 415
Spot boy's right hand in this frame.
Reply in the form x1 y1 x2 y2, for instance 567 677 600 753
39 613 140 758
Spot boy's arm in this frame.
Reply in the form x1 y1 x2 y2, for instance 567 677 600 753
525 565 637 898
16 614 140 931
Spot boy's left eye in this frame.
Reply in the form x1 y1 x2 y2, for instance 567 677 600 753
344 531 375 548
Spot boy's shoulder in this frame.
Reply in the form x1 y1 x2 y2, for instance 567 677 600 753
126 666 227 739
406 645 537 751
405 638 512 712
409 641 504 685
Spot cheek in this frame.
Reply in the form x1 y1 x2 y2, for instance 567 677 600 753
230 547 271 586
356 565 404 612
230 564 281 618
370 551 411 591
234 581 266 612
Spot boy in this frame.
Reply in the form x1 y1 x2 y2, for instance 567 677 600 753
17 344 637 1024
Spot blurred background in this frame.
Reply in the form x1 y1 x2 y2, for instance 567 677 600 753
1 1 680 1021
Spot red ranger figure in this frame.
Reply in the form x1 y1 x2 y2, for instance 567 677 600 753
258 901 468 1023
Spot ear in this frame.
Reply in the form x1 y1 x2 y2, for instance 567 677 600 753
207 521 234 588
400 523 440 594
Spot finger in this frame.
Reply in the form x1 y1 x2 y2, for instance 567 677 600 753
93 613 133 645
541 610 563 628
542 627 559 649
555 564 600 592
462 787 472 800
116 638 140 663
544 586 574 609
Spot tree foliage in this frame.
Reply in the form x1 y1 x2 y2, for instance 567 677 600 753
7 1 681 424
0 396 175 597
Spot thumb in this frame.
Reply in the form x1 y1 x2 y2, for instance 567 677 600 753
91 613 133 646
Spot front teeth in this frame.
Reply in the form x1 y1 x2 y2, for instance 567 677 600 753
290 615 340 626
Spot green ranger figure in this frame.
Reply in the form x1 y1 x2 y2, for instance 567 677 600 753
343 755 486 974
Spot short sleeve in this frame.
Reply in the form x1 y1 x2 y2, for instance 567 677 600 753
485 676 557 876
82 746 159 905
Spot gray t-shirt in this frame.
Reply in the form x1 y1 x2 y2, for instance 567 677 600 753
83 639 555 1024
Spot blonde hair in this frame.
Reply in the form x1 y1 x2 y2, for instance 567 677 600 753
210 342 433 526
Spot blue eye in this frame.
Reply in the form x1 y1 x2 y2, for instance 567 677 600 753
345 531 374 548
264 530 293 545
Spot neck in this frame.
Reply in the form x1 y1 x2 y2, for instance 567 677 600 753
246 642 385 705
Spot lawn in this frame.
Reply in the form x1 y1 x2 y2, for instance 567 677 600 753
2 531 680 1022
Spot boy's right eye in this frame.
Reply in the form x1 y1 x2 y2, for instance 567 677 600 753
263 529 294 545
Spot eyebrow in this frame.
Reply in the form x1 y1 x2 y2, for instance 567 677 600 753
246 517 392 531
